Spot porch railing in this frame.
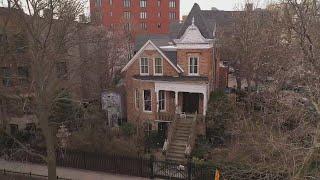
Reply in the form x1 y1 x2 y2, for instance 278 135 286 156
162 114 178 154
185 113 197 156
156 112 175 122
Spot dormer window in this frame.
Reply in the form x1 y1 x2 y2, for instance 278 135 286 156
140 57 149 75
154 57 163 75
189 57 199 75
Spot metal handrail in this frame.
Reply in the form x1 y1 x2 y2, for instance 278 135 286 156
185 113 197 156
162 113 178 154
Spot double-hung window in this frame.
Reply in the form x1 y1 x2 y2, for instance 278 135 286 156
135 89 140 109
1 67 12 87
124 0 131 7
189 57 199 75
140 12 147 19
169 12 176 20
154 58 163 75
96 0 102 7
140 57 149 75
18 66 29 85
124 11 131 19
143 90 152 112
141 22 147 30
158 90 165 111
169 0 176 8
140 0 147 8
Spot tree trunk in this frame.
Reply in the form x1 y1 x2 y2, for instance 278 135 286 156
38 107 57 180
236 77 242 90
46 129 57 180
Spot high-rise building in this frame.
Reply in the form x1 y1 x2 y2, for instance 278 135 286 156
90 0 180 34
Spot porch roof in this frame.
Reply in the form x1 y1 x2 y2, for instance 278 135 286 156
133 75 208 82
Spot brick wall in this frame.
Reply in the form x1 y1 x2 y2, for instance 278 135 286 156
177 49 214 78
124 50 179 127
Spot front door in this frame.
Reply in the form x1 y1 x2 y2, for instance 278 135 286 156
182 93 199 114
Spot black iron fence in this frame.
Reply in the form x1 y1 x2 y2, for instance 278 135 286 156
0 169 71 180
6 149 217 179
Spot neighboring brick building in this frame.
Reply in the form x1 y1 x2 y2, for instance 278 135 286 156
90 0 180 34
0 7 84 132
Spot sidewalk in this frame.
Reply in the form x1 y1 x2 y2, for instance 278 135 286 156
0 159 150 180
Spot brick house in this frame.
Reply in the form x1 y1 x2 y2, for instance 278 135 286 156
121 16 221 129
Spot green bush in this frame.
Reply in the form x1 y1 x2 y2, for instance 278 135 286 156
120 123 136 137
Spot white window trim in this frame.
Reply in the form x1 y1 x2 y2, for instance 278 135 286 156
135 89 139 109
188 56 199 76
158 90 166 112
143 89 152 113
140 57 149 75
153 57 163 76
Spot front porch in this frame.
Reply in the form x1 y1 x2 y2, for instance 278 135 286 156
154 81 209 122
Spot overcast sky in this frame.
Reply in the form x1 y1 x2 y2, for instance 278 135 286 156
180 0 272 16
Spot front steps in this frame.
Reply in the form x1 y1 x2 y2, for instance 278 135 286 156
166 117 195 163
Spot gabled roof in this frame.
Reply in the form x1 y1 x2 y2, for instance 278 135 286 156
121 40 181 73
175 3 236 39
134 34 173 52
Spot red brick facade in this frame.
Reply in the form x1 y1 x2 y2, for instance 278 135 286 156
90 0 180 35
122 41 219 128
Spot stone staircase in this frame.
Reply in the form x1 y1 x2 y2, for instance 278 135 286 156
166 116 195 163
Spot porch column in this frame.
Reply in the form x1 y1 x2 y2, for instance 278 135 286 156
175 91 179 113
203 92 207 115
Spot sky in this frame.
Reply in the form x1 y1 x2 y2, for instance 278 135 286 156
180 0 273 16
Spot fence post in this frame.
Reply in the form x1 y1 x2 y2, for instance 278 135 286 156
83 152 86 169
187 157 192 180
149 155 154 179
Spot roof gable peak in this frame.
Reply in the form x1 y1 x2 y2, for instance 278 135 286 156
121 40 180 73
174 17 212 44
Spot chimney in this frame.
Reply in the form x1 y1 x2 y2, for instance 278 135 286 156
245 3 253 11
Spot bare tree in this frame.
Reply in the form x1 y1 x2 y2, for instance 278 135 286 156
78 23 133 100
222 1 285 90
208 1 320 179
0 0 84 179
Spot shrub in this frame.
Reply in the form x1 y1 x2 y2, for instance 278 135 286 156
120 123 136 137
206 91 235 146
145 130 165 149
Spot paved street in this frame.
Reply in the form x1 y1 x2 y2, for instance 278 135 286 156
0 159 150 180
